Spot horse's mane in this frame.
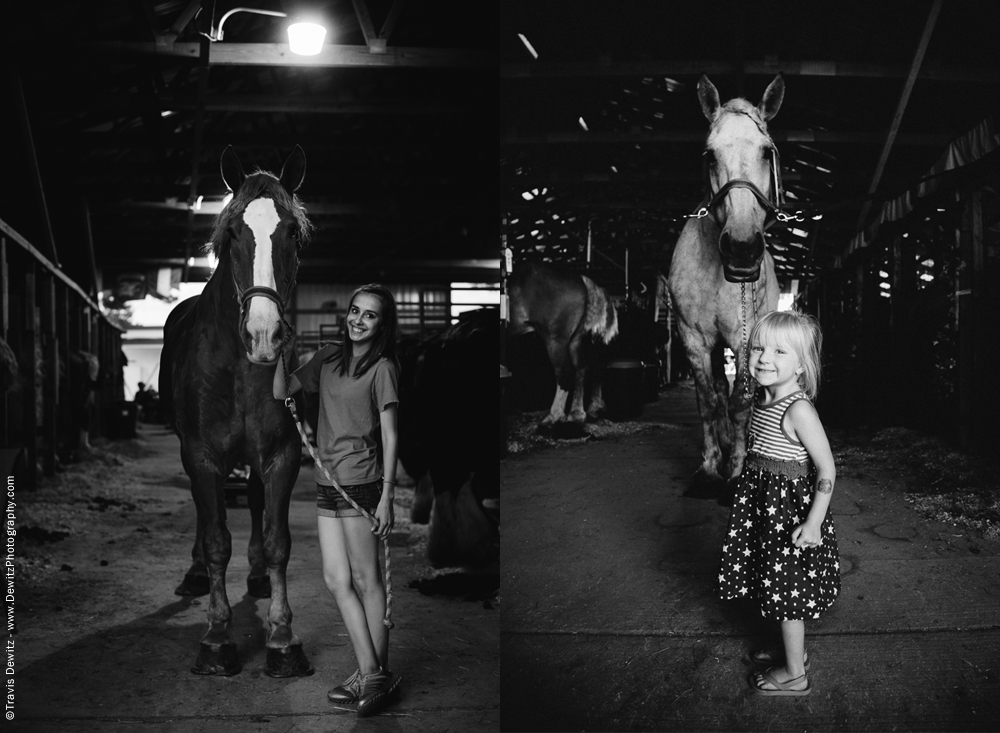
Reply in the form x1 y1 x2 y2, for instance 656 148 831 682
207 170 313 257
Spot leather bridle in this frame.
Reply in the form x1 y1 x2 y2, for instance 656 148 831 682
687 110 796 228
231 250 299 351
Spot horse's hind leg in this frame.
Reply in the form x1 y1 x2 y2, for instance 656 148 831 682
261 451 312 678
566 334 587 423
246 470 271 598
541 337 572 425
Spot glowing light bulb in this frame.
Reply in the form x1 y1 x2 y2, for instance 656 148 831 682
287 23 326 55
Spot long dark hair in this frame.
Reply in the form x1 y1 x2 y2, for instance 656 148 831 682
325 284 400 377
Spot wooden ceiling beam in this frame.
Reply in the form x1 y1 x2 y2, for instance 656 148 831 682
49 133 483 152
855 0 943 232
379 0 407 43
157 95 469 115
351 0 379 48
501 59 1000 82
93 40 490 69
503 130 952 145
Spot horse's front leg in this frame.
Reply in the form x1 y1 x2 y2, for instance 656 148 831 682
711 353 735 469
174 517 209 596
725 353 754 483
681 333 726 489
261 445 312 678
187 462 240 676
246 470 271 598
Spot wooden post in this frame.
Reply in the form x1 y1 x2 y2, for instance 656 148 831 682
40 274 58 475
890 233 916 423
957 191 984 451
22 265 38 488
57 286 71 456
1 237 7 448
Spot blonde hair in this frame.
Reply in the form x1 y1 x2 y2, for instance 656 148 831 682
748 310 823 399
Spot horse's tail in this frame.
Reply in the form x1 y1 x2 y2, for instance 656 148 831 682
581 275 618 344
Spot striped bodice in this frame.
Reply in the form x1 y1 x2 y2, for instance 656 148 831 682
747 391 810 463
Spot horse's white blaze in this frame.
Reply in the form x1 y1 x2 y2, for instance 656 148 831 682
242 198 282 360
709 112 771 239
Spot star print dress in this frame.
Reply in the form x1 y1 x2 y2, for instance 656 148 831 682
718 390 840 620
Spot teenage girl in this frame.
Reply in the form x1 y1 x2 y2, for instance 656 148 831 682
274 283 402 716
718 309 840 696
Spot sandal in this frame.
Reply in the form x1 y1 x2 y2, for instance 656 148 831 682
750 648 810 672
751 667 812 696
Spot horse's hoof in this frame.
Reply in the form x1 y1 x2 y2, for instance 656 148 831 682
716 477 738 507
175 573 210 597
550 421 588 440
191 643 241 676
246 575 271 598
264 645 314 678
683 470 725 500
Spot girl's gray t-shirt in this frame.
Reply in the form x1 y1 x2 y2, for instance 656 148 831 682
294 344 399 486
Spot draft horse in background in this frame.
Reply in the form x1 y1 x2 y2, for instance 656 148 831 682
508 262 618 427
667 75 783 495
159 145 313 677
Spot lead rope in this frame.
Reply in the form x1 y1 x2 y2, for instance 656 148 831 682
280 351 395 629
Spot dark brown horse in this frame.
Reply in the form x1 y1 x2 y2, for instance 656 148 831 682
159 146 313 677
508 262 618 426
398 307 499 567
667 76 782 493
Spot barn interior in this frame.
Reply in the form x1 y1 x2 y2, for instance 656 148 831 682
0 0 494 481
501 0 998 452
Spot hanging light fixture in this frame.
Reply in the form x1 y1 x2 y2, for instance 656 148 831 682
287 21 326 55
212 7 327 56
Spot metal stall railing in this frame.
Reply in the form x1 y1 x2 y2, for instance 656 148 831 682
1 216 124 489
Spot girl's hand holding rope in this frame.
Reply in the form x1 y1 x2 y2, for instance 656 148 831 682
372 496 394 539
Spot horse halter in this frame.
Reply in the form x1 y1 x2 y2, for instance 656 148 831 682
687 111 793 228
231 255 299 349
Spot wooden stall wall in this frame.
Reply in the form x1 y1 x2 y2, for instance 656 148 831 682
1 217 123 488
806 185 997 454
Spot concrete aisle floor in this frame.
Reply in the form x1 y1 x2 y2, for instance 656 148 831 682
502 383 1000 732
11 423 498 733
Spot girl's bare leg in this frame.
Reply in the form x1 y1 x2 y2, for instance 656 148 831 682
754 619 808 690
318 515 380 675
341 515 390 669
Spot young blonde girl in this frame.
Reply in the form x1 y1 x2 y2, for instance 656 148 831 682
274 284 402 716
718 309 839 696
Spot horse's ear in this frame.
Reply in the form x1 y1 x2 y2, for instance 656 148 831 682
280 145 307 193
220 146 246 192
697 75 721 122
758 75 784 121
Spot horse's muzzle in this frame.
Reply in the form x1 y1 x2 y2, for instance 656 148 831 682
719 230 765 283
245 351 280 365
723 266 762 284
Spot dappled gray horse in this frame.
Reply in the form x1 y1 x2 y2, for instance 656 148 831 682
667 75 783 492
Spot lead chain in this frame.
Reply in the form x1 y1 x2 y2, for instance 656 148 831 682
741 282 749 398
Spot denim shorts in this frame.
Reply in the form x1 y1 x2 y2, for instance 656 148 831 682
317 480 381 518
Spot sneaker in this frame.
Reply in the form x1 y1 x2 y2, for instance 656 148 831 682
327 669 361 703
356 667 402 717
